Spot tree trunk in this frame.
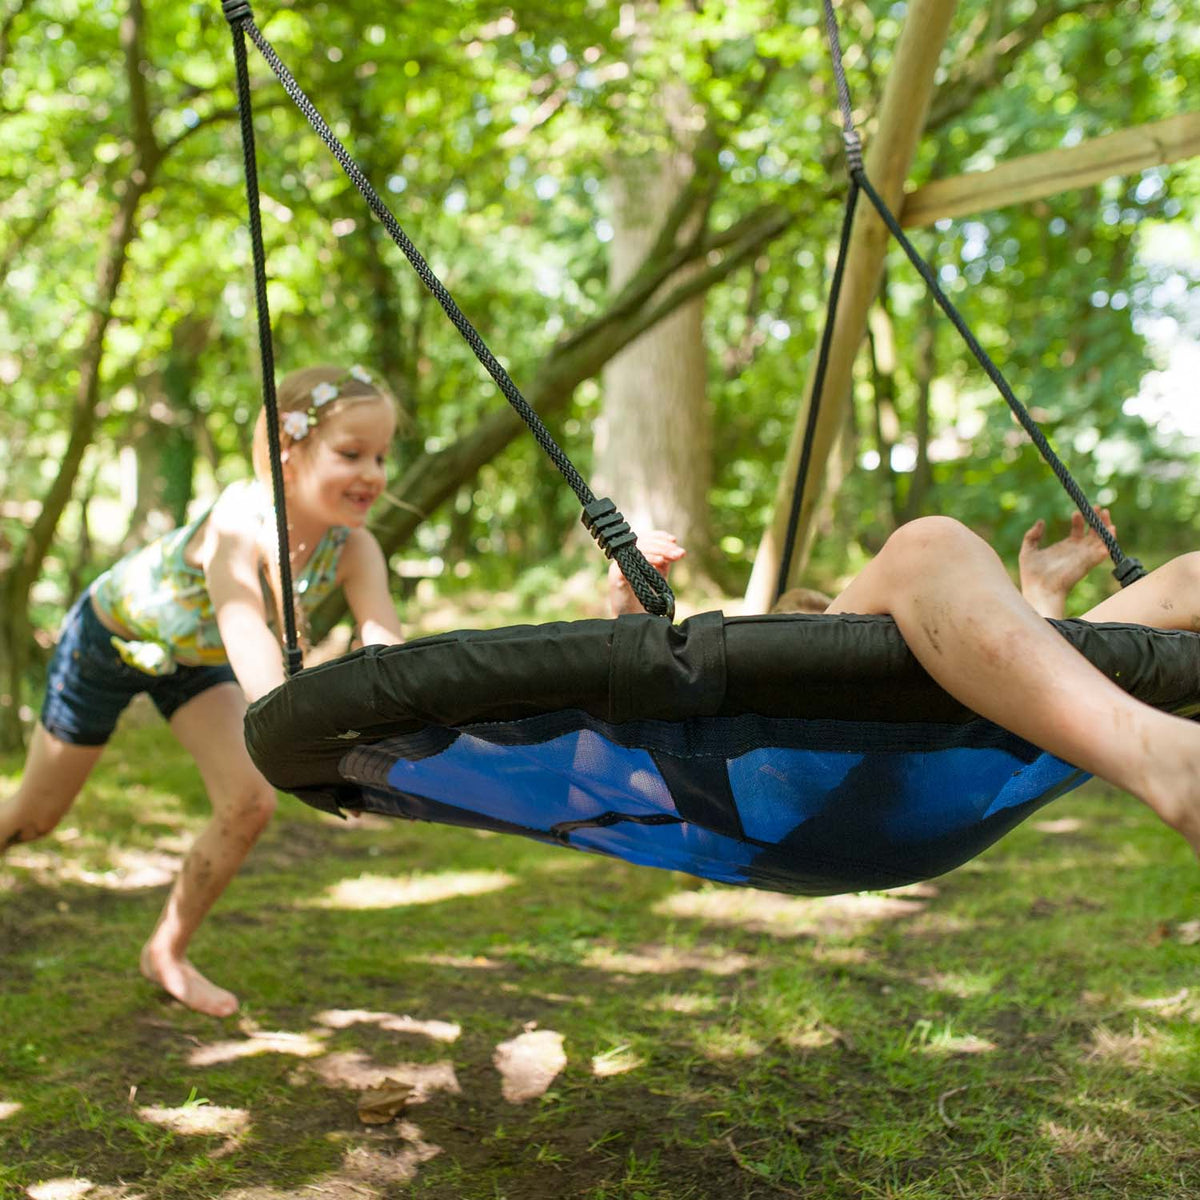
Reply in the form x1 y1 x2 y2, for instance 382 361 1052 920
0 0 159 750
596 143 713 573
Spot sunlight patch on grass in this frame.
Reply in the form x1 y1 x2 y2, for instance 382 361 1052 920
311 1051 461 1104
5 843 180 890
915 969 999 998
493 1027 566 1103
648 992 721 1014
698 1030 765 1060
780 1023 843 1051
150 832 194 855
1084 1022 1161 1066
0 1100 21 1120
1040 1119 1110 1156
314 1009 462 1042
908 1019 997 1055
188 1029 328 1067
1123 986 1196 1020
138 1102 249 1139
591 1043 644 1077
409 952 503 970
309 869 515 909
584 944 752 976
655 887 926 938
918 1032 997 1055
1033 817 1086 834
811 944 871 965
525 854 593 874
78 780 202 832
26 1181 96 1200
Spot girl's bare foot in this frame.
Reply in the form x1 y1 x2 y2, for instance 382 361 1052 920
140 943 239 1018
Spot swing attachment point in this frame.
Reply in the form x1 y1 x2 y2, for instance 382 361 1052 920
582 498 637 559
222 0 253 25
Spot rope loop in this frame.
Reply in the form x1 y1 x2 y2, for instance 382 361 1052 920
614 544 677 621
581 500 675 618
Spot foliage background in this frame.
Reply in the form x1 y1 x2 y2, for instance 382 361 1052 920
1 0 1198 712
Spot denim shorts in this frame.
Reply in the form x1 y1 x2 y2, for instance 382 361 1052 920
40 593 239 746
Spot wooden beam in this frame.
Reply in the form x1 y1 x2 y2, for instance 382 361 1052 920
901 111 1200 228
745 0 960 614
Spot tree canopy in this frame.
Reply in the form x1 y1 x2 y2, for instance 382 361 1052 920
1 0 1197 742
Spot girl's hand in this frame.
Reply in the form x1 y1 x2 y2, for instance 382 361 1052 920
608 530 686 616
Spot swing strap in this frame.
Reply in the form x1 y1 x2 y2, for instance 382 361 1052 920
220 1 675 621
777 0 1146 603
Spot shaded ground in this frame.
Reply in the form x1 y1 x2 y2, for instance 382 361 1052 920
4 722 1200 1199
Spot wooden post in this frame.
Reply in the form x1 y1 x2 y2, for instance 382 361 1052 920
743 0 959 614
901 111 1200 228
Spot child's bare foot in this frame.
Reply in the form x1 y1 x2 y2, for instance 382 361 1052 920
1135 723 1200 862
1019 511 1115 618
140 944 239 1018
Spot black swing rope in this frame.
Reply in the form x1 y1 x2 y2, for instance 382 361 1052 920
776 0 1146 602
220 0 675 674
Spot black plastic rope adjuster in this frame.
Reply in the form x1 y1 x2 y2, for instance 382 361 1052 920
1113 556 1147 587
222 0 253 24
581 498 637 559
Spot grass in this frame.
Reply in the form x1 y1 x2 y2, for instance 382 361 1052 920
3 708 1200 1199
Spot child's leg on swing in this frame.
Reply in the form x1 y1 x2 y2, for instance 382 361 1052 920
141 681 277 1019
0 724 104 851
1078 552 1200 631
825 517 1200 854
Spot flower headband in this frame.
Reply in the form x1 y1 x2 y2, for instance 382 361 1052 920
281 365 376 442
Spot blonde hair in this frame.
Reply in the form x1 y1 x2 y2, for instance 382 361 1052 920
771 586 833 615
251 365 399 483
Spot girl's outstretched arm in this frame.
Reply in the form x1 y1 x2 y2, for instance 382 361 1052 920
204 500 291 703
340 527 405 646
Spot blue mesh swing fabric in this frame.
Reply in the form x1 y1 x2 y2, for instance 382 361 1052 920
336 711 1088 894
244 612 1200 897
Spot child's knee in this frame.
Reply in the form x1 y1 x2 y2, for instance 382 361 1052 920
883 516 976 562
1168 551 1200 588
227 784 278 836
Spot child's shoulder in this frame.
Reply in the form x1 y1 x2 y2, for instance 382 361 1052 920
209 479 270 528
203 480 273 555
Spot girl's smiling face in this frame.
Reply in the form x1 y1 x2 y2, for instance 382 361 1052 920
286 395 396 528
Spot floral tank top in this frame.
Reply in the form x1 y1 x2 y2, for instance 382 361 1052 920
90 479 349 675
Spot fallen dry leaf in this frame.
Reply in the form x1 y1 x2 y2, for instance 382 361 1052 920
356 1078 415 1124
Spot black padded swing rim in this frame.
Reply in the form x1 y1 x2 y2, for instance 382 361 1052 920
244 611 1200 797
